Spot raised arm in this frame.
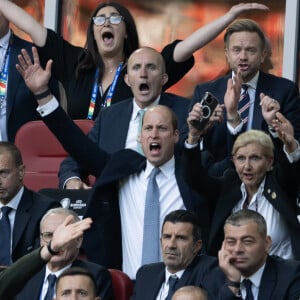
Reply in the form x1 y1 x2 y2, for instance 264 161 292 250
0 0 47 46
173 2 269 62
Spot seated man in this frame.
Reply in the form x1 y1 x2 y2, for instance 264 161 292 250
219 210 300 299
15 208 113 300
0 215 92 299
132 210 227 300
0 141 60 264
55 267 100 300
172 286 208 300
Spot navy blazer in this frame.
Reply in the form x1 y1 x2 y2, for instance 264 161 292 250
182 143 300 259
11 187 60 262
193 71 300 161
40 106 208 269
59 92 190 187
6 33 59 142
14 259 114 300
132 255 227 300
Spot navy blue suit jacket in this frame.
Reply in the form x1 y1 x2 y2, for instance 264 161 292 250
11 187 60 262
132 255 228 300
40 106 208 269
193 71 300 161
14 259 113 300
59 93 190 187
6 33 59 142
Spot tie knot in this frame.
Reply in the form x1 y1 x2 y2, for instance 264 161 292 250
150 167 160 179
168 275 178 288
1 206 11 216
242 84 249 92
47 274 57 286
138 109 145 119
243 278 252 289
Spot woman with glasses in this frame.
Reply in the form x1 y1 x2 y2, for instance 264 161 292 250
0 1 267 119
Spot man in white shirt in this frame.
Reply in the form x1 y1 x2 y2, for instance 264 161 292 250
16 47 207 279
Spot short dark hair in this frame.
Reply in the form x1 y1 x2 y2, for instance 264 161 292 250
225 210 267 238
0 141 23 166
144 105 178 131
56 267 97 295
162 210 202 242
224 19 266 50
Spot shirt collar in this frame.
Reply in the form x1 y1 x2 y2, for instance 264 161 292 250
44 263 72 283
132 96 161 121
231 70 259 90
241 262 266 288
144 156 175 180
240 177 266 204
0 186 24 211
0 30 11 50
165 268 185 281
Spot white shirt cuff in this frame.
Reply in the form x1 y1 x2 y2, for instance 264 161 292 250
36 97 59 117
227 121 243 135
283 141 300 163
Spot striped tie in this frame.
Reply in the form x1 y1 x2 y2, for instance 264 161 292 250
238 84 250 125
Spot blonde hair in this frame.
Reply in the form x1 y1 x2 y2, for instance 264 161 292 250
232 130 274 158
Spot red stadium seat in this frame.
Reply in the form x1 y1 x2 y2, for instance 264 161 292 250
108 269 133 300
15 120 94 191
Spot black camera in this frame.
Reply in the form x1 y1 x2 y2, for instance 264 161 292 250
191 92 219 130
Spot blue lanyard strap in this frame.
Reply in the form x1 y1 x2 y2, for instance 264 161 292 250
87 62 123 120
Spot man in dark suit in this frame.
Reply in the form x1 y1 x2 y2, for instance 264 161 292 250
58 46 190 189
218 210 300 299
0 141 60 264
14 207 113 300
193 18 300 162
15 46 209 278
0 13 59 142
0 215 92 299
132 210 231 300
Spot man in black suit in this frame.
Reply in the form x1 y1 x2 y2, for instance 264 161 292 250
16 46 208 279
193 19 300 162
0 12 59 142
0 141 60 264
132 210 230 300
14 207 113 300
218 210 300 299
58 46 190 189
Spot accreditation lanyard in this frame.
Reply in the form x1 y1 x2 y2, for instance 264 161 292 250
87 62 123 120
0 47 10 105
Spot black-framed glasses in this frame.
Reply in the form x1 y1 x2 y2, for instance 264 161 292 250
40 232 53 243
93 15 124 26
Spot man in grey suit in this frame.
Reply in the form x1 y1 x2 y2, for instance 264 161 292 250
59 47 190 189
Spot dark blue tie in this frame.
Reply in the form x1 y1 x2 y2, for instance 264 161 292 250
0 206 12 265
44 274 57 300
165 275 178 300
243 279 254 300
142 167 160 265
238 84 250 125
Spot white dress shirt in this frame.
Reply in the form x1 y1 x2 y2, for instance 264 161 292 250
119 157 185 279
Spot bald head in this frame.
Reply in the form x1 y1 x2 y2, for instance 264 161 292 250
172 286 208 300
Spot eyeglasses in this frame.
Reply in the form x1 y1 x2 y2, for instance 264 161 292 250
93 15 124 26
40 232 53 243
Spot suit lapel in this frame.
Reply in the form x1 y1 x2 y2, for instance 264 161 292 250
12 188 32 251
147 268 165 300
258 257 276 300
